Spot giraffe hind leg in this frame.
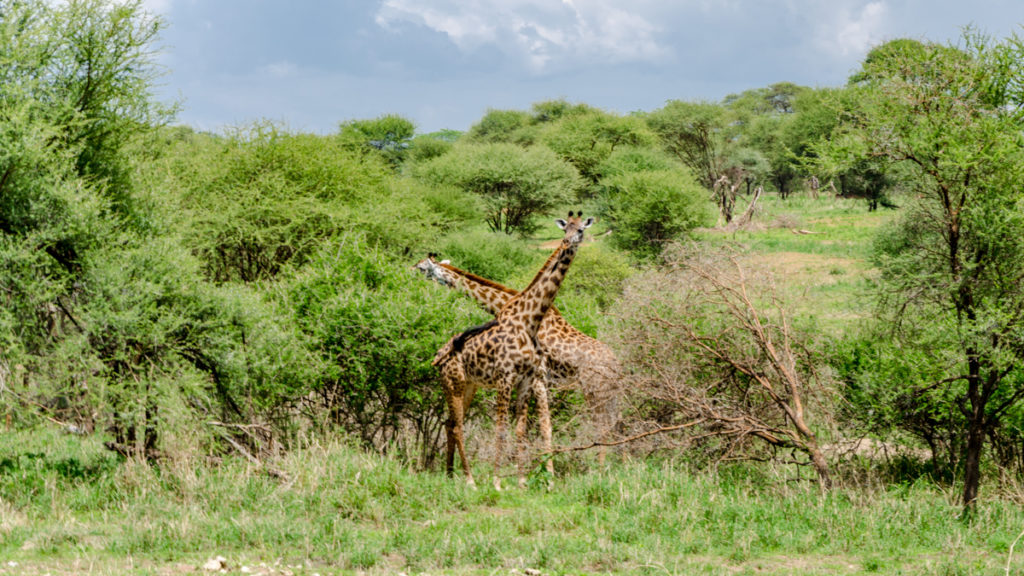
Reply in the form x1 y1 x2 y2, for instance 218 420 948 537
492 378 513 491
513 376 531 489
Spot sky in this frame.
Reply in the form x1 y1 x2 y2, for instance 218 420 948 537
144 0 1024 135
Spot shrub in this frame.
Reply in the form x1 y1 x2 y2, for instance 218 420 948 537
408 134 453 163
154 122 393 282
339 114 416 169
465 109 532 143
436 228 540 285
414 143 582 236
599 168 711 259
286 237 488 465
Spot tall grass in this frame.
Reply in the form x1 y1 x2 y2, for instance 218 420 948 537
3 427 1022 575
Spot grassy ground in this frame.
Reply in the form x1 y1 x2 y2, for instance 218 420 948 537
2 427 1023 575
695 194 896 335
9 195 1016 576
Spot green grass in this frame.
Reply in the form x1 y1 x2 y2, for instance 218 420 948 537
2 427 1023 575
1 194 1009 575
695 194 896 334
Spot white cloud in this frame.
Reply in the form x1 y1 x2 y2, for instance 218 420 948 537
810 1 889 57
375 0 669 73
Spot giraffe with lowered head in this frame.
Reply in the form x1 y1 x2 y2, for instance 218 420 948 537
432 211 594 488
414 253 622 469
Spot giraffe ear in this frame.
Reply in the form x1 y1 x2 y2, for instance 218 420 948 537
555 219 568 230
440 259 451 265
582 217 594 228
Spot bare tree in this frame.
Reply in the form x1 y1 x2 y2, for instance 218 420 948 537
712 175 739 225
610 244 833 487
726 185 763 231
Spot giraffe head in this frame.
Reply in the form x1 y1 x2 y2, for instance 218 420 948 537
555 211 594 247
412 253 454 286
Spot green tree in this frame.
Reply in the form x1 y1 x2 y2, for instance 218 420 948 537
529 98 596 124
0 0 317 456
465 108 532 143
646 100 728 190
598 148 710 258
339 114 416 169
541 110 653 188
721 146 771 196
828 34 1024 509
414 142 581 235
726 84 836 199
723 82 810 117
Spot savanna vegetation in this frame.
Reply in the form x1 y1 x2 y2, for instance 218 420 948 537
2 1 1024 574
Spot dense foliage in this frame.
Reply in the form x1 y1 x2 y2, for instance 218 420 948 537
4 0 1024 514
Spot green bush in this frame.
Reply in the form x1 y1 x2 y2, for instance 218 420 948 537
414 142 582 236
597 146 679 179
153 122 393 282
465 108 532 143
417 183 485 226
408 134 453 163
338 114 416 169
599 168 711 259
436 228 540 285
286 237 488 463
71 239 315 451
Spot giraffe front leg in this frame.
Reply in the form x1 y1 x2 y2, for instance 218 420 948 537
513 376 531 489
532 374 554 489
492 381 512 491
442 372 475 487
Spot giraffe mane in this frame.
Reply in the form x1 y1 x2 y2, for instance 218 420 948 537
437 261 519 296
514 246 563 302
435 258 563 316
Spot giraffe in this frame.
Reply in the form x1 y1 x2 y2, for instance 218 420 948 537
431 211 594 489
414 253 622 468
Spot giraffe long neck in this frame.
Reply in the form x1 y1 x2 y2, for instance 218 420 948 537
500 242 578 337
435 262 516 316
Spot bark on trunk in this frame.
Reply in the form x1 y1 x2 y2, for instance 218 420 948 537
962 411 985 509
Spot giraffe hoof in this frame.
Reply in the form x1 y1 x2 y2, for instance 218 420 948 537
465 477 477 490
492 477 502 491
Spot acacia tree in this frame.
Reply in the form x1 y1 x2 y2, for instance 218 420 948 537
542 110 653 186
413 142 580 235
829 34 1024 508
339 114 416 169
646 100 727 190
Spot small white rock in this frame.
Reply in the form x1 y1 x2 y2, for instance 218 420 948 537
202 556 228 571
